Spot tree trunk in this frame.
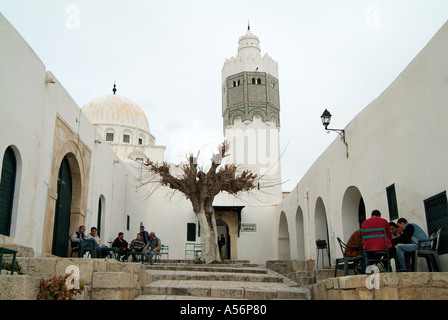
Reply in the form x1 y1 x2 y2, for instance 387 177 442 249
196 207 221 263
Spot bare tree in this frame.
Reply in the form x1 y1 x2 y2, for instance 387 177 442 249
141 141 257 263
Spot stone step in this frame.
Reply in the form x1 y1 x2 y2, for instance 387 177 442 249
146 264 267 274
145 269 284 283
158 259 252 264
141 280 310 300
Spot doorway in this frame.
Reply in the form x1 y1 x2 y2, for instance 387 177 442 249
52 156 73 257
0 147 17 236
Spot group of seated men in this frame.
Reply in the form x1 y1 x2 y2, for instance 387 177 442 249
345 210 432 272
69 225 162 264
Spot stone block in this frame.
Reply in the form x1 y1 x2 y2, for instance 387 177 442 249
399 272 431 287
326 289 341 300
373 287 398 300
55 258 95 285
338 275 366 289
431 273 448 287
417 287 448 300
398 287 425 300
244 289 275 300
91 288 137 300
26 258 57 279
338 289 361 300
0 275 40 300
356 288 375 300
92 272 132 289
381 272 400 287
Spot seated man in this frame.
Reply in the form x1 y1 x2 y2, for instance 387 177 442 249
129 233 146 261
361 210 396 271
69 225 101 258
112 232 128 261
345 229 362 257
142 232 161 265
392 218 430 272
86 227 112 258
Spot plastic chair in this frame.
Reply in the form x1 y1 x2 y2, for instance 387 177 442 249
69 239 95 258
410 228 442 272
185 242 201 260
334 237 363 277
361 228 391 272
154 245 169 263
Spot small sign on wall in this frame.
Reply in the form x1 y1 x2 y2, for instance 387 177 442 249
241 223 257 232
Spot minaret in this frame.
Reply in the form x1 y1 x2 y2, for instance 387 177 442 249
222 26 282 202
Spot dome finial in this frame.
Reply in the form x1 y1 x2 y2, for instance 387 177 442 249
112 82 117 95
248 20 250 31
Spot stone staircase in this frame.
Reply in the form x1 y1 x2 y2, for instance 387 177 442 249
135 260 311 300
265 260 339 286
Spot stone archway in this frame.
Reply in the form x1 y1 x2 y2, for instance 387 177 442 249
341 186 365 241
315 197 330 268
43 116 91 256
278 211 291 260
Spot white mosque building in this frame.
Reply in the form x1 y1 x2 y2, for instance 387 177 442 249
1 12 447 270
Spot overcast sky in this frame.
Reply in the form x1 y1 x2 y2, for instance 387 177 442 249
1 0 448 191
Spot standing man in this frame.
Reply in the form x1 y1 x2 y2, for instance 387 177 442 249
392 218 430 272
218 234 226 257
361 210 396 269
140 225 150 245
142 232 162 265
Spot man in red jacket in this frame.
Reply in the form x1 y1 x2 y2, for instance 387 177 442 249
361 210 396 270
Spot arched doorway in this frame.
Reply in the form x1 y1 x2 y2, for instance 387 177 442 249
296 206 305 260
213 206 242 260
278 211 291 260
315 197 330 268
341 186 365 241
0 147 17 236
52 156 73 257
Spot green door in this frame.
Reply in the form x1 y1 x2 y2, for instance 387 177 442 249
424 191 448 254
0 147 17 236
52 156 72 257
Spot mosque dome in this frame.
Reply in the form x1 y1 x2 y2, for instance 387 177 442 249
82 92 150 134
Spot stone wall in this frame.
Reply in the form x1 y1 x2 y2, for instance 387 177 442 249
0 257 147 300
311 272 448 300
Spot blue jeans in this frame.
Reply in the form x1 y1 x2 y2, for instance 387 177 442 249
143 249 158 264
395 243 418 270
81 238 101 258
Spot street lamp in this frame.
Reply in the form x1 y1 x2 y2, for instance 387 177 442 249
321 109 345 143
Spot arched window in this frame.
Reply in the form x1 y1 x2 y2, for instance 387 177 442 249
0 147 17 236
257 78 262 84
252 78 256 84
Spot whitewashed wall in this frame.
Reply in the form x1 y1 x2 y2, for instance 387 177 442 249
276 20 448 270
